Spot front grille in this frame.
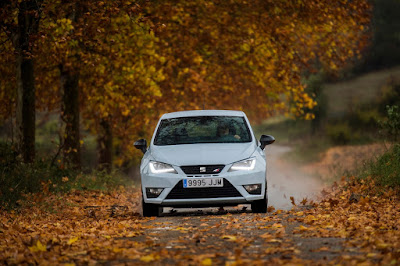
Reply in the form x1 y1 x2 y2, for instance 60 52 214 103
180 165 225 175
166 179 242 199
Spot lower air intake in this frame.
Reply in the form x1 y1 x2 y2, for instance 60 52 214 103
166 179 242 199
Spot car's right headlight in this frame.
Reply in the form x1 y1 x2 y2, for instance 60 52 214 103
228 158 256 172
149 161 177 174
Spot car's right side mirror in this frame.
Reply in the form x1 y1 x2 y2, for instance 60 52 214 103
134 139 147 154
260 135 275 150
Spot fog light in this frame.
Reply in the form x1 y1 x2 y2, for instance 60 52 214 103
146 188 164 198
243 184 262 195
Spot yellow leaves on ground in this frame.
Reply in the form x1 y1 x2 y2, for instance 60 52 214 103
28 240 47 252
288 176 400 265
67 236 79 245
0 189 145 265
1 176 399 265
201 258 212 265
139 253 160 262
221 235 237 241
293 225 310 234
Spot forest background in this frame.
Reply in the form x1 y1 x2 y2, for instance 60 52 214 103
0 0 399 208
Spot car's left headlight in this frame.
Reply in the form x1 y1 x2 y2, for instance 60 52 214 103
149 161 177 174
229 158 256 172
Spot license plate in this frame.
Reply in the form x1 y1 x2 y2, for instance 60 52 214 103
183 178 223 188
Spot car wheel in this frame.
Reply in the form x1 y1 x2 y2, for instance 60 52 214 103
251 189 268 213
142 197 162 217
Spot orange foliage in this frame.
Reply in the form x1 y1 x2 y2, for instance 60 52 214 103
0 0 371 163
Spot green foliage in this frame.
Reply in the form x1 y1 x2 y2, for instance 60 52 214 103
358 106 400 190
326 123 353 145
378 83 400 114
0 142 73 209
352 109 381 129
380 105 400 141
325 109 381 145
360 144 400 189
0 142 133 210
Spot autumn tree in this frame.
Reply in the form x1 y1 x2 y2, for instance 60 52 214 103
0 0 43 163
0 0 371 168
33 0 164 168
147 0 371 122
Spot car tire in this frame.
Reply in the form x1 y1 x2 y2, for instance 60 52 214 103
142 197 162 217
251 189 268 213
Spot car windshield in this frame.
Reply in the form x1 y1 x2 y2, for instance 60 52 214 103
154 116 252 145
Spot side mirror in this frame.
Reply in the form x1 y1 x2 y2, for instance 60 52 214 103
134 139 147 154
260 135 275 150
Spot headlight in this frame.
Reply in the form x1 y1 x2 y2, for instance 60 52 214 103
149 161 177 174
229 158 256 172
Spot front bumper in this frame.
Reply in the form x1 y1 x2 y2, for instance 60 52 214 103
141 167 266 207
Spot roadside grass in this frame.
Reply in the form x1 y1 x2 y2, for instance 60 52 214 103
358 144 400 190
0 142 134 210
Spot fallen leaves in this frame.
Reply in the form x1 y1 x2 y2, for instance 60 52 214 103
28 240 47 252
0 176 399 265
289 176 400 265
0 189 145 265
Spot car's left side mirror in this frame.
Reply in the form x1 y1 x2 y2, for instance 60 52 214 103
134 139 147 154
260 135 275 150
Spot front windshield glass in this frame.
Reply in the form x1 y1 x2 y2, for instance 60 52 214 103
154 116 252 146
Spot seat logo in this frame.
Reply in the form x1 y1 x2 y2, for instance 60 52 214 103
200 167 206 173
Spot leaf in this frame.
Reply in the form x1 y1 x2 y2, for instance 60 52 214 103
266 238 282 243
260 232 273 239
295 225 309 232
304 215 317 224
271 223 283 229
140 254 159 262
317 246 330 251
300 198 308 205
290 196 296 206
201 258 212 265
67 236 79 245
221 235 237 241
29 240 47 252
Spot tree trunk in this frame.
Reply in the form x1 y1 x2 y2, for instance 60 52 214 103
97 119 112 173
58 1 84 169
60 64 81 169
15 0 40 163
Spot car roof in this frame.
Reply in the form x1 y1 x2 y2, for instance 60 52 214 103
160 110 246 119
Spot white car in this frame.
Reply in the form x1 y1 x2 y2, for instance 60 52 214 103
134 110 275 216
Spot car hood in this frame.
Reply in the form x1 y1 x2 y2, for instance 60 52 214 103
150 143 257 166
